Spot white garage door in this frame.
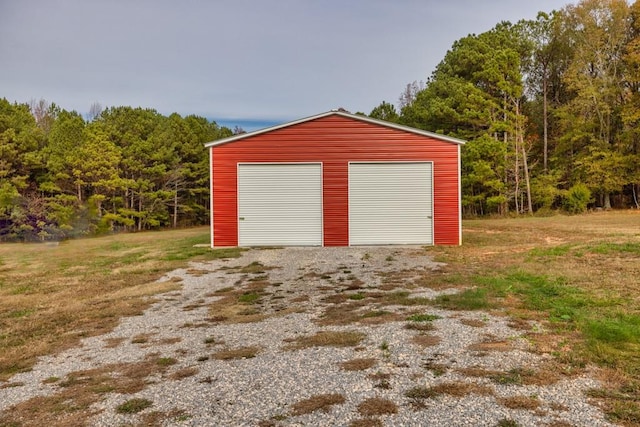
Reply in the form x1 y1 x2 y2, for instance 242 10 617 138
349 162 433 245
238 163 322 246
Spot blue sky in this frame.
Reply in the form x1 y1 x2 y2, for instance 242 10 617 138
1 1 574 131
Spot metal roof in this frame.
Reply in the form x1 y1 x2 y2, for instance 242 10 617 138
204 110 466 148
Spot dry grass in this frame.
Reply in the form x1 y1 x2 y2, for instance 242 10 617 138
368 371 391 381
138 409 189 425
405 322 436 332
467 340 511 352
0 354 176 425
430 381 493 397
0 226 243 381
283 330 366 350
290 393 345 415
318 293 417 326
357 397 398 416
549 402 570 412
545 421 574 427
456 362 566 386
411 334 441 347
506 317 533 330
316 300 367 325
169 367 199 380
377 269 421 290
212 346 261 360
103 337 126 348
433 213 640 307
340 358 377 371
223 260 276 275
404 381 492 404
206 275 303 324
158 337 182 345
460 318 487 328
423 361 449 377
185 268 211 277
3 212 640 422
131 333 156 344
497 395 541 410
349 418 384 427
404 385 439 401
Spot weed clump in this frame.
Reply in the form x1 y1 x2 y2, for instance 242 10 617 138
407 313 440 322
116 398 153 414
357 397 398 416
434 288 492 310
340 358 377 371
497 395 540 410
284 331 366 350
290 393 345 415
212 346 261 360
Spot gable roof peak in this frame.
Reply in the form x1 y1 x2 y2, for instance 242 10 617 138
205 110 466 148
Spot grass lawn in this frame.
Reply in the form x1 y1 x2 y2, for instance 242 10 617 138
1 212 639 424
0 227 243 381
429 210 640 425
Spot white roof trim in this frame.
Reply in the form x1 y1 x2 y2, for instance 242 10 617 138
204 110 466 148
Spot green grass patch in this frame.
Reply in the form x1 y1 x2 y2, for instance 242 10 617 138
585 314 640 345
528 244 573 258
490 368 533 385
8 309 34 318
161 235 245 261
10 285 33 295
116 398 153 414
238 292 261 304
472 271 640 374
404 386 439 400
433 288 492 310
506 272 588 322
428 214 640 423
496 419 520 427
406 313 440 322
471 271 597 322
361 310 389 318
156 357 177 367
349 293 366 300
239 261 267 274
583 314 640 369
586 242 640 255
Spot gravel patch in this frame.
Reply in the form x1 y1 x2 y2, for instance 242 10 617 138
0 247 615 426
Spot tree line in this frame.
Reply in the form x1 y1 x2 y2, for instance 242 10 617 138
0 100 233 241
371 0 640 216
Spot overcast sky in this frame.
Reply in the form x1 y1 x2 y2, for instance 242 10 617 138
1 0 574 129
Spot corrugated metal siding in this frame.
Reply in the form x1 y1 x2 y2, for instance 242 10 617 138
349 162 433 245
237 163 322 246
211 114 461 246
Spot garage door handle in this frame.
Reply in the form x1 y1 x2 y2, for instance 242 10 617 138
239 217 245 221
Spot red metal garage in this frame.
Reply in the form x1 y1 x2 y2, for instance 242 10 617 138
206 110 464 247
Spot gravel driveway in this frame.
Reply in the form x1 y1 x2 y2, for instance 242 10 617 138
0 247 615 426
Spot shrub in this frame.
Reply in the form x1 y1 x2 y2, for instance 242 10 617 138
563 183 591 214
